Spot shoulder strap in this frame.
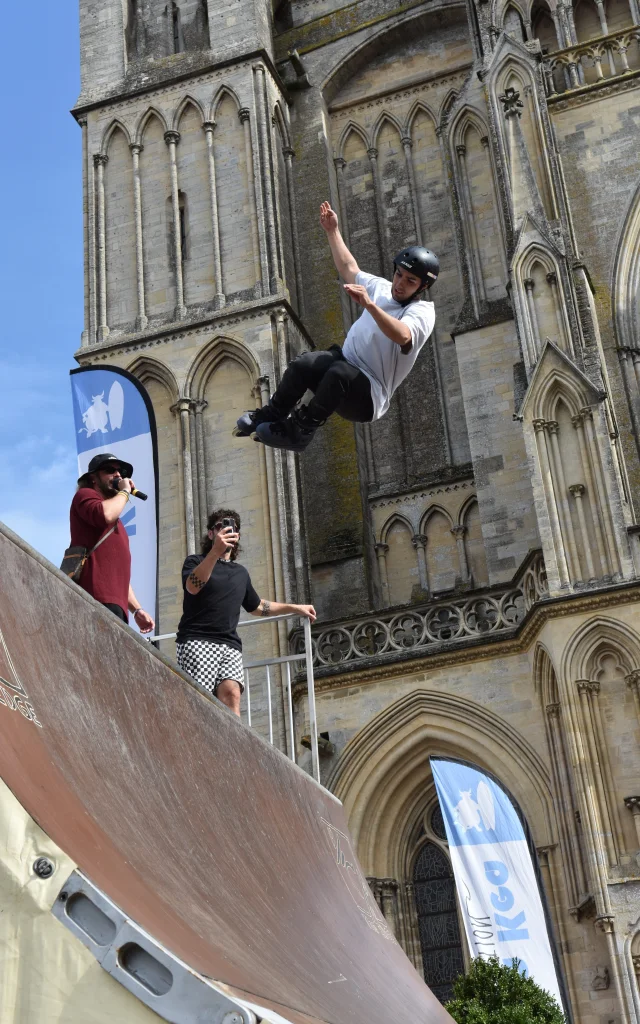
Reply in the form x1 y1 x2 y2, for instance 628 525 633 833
88 524 116 557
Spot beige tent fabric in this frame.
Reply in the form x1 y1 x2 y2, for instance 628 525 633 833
0 778 160 1024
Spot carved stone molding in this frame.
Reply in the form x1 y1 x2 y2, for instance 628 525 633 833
594 914 615 934
498 86 524 117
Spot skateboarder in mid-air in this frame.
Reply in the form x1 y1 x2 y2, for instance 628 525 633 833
233 200 439 453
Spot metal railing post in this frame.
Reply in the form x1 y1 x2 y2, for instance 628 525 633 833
304 617 320 784
265 665 273 745
285 662 295 762
149 612 320 784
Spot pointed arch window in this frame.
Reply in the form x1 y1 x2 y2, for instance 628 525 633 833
503 4 528 40
413 841 464 1004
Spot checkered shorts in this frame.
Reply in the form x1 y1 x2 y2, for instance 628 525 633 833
176 639 245 696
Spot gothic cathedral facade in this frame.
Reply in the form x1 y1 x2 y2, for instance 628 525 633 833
73 0 640 1018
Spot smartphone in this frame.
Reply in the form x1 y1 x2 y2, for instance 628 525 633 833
222 517 236 530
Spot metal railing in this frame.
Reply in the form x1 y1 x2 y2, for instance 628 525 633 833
150 615 320 783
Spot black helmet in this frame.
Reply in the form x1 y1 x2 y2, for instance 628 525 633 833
393 246 440 289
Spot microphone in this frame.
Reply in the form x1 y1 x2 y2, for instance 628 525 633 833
112 482 148 501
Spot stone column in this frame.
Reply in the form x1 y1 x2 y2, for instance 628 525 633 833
334 157 356 324
257 374 288 609
571 412 610 575
253 65 279 293
568 484 595 579
375 543 390 606
481 134 508 279
275 311 306 602
451 524 470 583
546 271 570 355
333 157 351 244
380 879 400 937
401 135 422 245
581 407 621 574
164 130 187 319
524 277 542 360
193 399 208 536
94 154 109 341
130 143 148 330
79 118 90 347
626 670 640 726
367 877 383 910
617 349 640 451
545 702 588 901
595 0 609 35
412 535 429 593
533 418 570 586
594 915 633 1024
172 398 195 553
86 129 97 346
624 796 640 849
202 120 225 309
367 147 387 277
456 143 485 308
238 107 265 298
577 680 618 866
282 146 304 318
546 420 582 582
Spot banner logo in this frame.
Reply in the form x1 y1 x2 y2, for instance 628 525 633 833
79 381 125 438
454 782 495 834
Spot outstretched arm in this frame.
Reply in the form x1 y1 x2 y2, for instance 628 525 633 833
250 599 316 623
344 284 412 349
320 201 359 284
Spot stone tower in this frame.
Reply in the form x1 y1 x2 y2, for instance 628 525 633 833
73 0 640 1019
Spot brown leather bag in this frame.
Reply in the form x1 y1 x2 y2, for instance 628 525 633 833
60 526 115 583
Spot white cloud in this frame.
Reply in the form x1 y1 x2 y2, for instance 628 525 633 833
0 437 77 565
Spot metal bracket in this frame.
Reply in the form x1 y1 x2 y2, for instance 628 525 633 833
52 871 258 1024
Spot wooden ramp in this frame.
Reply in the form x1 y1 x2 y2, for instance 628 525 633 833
0 522 452 1024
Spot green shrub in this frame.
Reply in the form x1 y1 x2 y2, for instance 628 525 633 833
445 955 565 1024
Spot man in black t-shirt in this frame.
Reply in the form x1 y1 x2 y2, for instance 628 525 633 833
176 508 316 716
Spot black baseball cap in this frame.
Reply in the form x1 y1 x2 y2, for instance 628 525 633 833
81 452 134 480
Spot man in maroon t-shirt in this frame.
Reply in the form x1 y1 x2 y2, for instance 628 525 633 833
69 452 154 632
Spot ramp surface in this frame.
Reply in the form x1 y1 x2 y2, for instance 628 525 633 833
0 523 452 1024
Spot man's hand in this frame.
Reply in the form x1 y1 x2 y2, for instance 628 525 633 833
115 477 134 494
296 604 317 623
133 609 155 633
344 283 372 309
320 201 339 234
212 526 239 559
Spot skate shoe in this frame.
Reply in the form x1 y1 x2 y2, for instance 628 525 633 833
254 408 323 453
232 407 281 438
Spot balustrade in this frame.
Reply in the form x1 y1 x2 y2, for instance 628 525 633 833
543 26 640 97
292 552 548 671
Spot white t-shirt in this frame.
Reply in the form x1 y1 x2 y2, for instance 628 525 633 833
342 271 436 420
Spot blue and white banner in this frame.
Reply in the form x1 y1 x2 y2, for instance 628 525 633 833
431 759 563 1006
70 366 158 632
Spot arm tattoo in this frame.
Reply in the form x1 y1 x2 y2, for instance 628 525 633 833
260 599 271 617
188 571 206 591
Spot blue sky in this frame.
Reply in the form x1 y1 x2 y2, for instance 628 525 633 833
0 4 83 563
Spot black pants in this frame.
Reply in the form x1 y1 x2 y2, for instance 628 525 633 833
269 346 374 423
102 602 128 623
